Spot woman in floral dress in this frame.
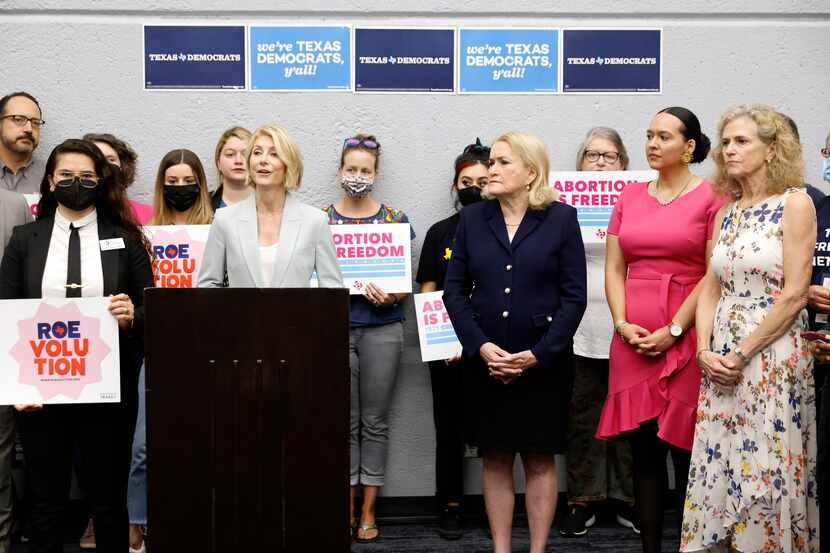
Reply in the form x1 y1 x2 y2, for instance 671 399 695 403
682 105 819 553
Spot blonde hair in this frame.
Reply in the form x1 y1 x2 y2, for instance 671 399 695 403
484 131 556 210
150 149 213 225
214 126 252 186
712 104 804 199
247 124 303 190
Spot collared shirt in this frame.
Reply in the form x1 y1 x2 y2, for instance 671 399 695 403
42 208 104 298
0 156 46 194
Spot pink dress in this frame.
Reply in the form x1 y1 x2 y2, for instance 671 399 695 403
596 180 725 450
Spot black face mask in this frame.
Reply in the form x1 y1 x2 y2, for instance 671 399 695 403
457 186 482 207
53 179 98 212
163 184 200 212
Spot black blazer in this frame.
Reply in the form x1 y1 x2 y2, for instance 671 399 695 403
0 215 154 392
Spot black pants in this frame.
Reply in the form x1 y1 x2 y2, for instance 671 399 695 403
429 360 465 506
626 419 690 553
818 367 829 553
17 402 135 553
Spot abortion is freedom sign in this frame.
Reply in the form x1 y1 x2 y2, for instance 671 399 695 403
0 298 121 405
550 170 657 244
329 223 412 294
143 225 209 288
414 292 462 362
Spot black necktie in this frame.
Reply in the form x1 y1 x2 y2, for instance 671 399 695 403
66 223 82 298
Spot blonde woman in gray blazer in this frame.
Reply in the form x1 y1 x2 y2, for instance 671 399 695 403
198 124 342 289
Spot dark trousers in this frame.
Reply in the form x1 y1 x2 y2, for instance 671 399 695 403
818 367 828 553
429 360 465 506
17 402 134 553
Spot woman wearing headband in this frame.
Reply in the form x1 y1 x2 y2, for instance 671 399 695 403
324 134 413 543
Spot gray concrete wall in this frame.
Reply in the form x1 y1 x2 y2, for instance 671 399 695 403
1 2 828 497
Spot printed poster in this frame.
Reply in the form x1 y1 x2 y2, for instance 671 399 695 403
143 225 210 288
330 223 412 294
414 291 462 362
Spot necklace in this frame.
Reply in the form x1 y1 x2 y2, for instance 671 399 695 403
652 174 695 206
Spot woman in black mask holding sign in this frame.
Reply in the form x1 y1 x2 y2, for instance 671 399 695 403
149 149 214 226
0 138 154 553
416 139 489 540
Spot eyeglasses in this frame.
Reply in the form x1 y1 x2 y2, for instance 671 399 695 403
343 137 380 150
584 150 620 163
55 171 99 186
822 148 830 159
1 114 45 128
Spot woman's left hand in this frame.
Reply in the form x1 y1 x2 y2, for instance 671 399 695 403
109 293 135 330
365 282 396 307
632 326 677 357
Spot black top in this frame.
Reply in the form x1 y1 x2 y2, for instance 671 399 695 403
416 212 460 291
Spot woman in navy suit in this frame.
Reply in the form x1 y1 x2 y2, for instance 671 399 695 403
443 131 586 553
0 139 153 553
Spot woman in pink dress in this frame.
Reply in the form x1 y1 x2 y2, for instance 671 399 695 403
597 107 725 553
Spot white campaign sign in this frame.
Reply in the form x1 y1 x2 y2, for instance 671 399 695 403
414 291 462 362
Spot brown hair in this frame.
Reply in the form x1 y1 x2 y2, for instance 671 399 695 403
712 105 804 199
150 149 213 225
213 126 252 187
82 133 138 187
340 133 381 171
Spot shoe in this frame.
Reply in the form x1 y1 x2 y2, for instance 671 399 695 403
355 522 380 543
616 503 641 535
79 519 95 550
559 505 596 537
437 506 463 540
129 542 146 553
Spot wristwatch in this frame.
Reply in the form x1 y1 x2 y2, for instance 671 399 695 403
669 322 683 338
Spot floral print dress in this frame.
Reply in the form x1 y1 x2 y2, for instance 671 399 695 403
681 190 819 552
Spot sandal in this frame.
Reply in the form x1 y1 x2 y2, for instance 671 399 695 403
355 522 380 542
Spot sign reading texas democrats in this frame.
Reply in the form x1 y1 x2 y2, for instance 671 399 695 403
0 298 121 405
329 223 412 294
354 28 455 92
143 225 209 288
550 170 657 244
144 25 246 89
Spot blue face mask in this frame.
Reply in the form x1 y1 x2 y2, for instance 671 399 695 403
824 158 830 183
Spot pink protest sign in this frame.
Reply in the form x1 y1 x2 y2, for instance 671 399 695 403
143 225 209 288
1 298 121 405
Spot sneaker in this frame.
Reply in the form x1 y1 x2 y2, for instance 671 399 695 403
79 518 95 550
559 505 596 537
616 503 641 535
438 506 463 540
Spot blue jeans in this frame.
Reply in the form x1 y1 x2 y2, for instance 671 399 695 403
127 364 146 525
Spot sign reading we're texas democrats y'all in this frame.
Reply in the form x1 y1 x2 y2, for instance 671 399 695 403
414 292 462 362
0 298 120 405
550 170 657 245
144 225 210 288
329 223 412 295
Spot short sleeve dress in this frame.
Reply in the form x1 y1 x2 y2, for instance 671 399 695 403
596 180 725 450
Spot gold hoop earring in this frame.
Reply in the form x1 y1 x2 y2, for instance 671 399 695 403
681 152 693 164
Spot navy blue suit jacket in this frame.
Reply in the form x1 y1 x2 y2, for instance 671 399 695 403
443 199 587 369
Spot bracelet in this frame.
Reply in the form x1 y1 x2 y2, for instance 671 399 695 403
614 319 628 336
734 347 749 364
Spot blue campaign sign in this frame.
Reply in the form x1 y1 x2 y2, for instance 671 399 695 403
250 26 351 90
354 28 455 92
459 29 559 93
562 29 662 93
144 26 246 90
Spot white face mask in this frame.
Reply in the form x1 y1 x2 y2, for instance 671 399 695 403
823 158 830 184
340 175 374 198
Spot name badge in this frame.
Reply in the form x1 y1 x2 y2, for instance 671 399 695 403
99 238 126 251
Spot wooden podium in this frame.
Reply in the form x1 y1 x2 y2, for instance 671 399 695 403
144 288 350 551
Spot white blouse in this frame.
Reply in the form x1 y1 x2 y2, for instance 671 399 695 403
41 208 105 298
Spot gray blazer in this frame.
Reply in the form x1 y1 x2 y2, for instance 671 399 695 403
0 189 33 251
197 193 343 288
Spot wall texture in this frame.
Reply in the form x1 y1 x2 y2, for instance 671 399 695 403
1 2 828 497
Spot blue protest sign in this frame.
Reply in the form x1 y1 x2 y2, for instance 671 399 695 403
459 29 559 93
144 26 246 90
354 28 455 92
562 29 661 93
250 26 351 90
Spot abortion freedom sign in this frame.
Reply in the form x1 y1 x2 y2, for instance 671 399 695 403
143 225 209 288
328 223 412 294
550 170 657 244
414 292 462 362
0 298 121 405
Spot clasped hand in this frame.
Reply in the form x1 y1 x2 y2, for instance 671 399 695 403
479 342 538 385
621 324 676 357
697 350 745 389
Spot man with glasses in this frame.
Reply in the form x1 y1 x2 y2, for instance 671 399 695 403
0 92 46 194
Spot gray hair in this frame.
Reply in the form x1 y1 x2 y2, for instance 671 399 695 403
575 127 629 170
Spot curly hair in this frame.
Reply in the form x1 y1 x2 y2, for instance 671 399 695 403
82 133 138 187
712 105 804 199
